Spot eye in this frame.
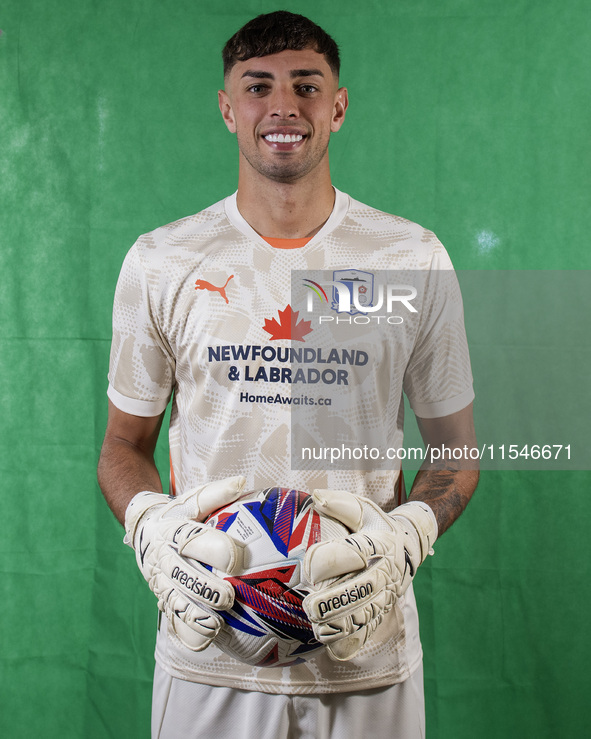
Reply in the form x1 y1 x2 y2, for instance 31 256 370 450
247 84 269 94
298 84 318 94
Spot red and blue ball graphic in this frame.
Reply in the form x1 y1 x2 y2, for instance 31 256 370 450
205 486 346 667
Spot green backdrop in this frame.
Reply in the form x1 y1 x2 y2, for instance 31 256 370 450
1 1 589 737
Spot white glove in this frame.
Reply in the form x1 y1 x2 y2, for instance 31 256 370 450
302 489 438 661
124 476 247 652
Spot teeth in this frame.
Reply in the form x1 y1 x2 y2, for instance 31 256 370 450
264 133 303 143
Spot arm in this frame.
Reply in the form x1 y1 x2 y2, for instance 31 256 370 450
303 403 479 660
98 399 249 651
409 402 480 536
97 400 166 525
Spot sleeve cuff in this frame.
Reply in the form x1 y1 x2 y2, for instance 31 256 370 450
410 386 475 420
107 384 170 417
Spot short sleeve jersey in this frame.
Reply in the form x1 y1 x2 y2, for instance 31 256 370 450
108 189 474 693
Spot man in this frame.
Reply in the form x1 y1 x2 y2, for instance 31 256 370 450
98 11 479 738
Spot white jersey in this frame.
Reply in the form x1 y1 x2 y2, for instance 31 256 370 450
108 188 474 694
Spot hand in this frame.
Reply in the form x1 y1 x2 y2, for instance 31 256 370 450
124 476 247 651
303 489 438 661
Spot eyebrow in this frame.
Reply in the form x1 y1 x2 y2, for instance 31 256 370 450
241 68 325 80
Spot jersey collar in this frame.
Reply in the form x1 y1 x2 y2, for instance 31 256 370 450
224 188 350 250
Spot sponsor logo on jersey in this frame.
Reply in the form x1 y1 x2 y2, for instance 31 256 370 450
315 581 374 617
195 274 234 304
208 344 369 386
262 304 312 341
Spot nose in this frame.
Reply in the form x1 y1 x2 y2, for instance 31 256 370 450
269 86 299 118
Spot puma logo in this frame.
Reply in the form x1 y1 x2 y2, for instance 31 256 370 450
194 274 234 304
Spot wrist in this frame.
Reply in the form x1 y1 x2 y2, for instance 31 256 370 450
389 501 438 561
123 490 169 548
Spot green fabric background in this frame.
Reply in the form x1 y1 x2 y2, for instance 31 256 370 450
1 1 589 737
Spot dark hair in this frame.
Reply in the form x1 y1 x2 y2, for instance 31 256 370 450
222 11 340 78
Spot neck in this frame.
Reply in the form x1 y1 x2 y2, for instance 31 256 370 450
235 162 335 239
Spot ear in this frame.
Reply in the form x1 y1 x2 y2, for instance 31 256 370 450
218 90 237 134
331 87 349 133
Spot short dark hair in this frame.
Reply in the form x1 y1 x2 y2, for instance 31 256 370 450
222 11 340 78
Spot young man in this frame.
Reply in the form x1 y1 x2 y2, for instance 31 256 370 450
98 11 479 738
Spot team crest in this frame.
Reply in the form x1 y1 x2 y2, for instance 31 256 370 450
331 270 375 315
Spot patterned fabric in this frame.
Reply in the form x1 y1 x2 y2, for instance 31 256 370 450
108 189 474 693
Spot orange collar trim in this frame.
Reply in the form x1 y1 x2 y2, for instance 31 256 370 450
263 236 312 249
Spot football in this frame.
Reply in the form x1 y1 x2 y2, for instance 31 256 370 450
204 486 347 667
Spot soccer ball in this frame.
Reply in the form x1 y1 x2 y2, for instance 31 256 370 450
204 486 347 667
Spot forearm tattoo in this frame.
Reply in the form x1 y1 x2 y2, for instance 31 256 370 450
408 467 479 536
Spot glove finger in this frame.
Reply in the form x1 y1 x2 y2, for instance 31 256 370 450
311 489 363 531
194 476 247 521
155 551 235 611
326 628 370 661
175 523 242 574
163 476 247 522
308 602 375 643
314 489 399 535
304 538 367 583
325 598 401 662
304 530 396 583
311 612 352 642
170 615 214 652
309 603 382 655
165 598 223 651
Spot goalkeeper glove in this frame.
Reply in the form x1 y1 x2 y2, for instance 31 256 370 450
303 489 437 661
124 476 246 652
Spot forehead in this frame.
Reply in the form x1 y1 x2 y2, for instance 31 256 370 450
226 48 337 87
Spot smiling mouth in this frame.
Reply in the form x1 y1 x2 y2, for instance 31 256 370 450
263 133 304 143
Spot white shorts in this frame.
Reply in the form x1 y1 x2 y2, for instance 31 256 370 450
151 663 425 739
